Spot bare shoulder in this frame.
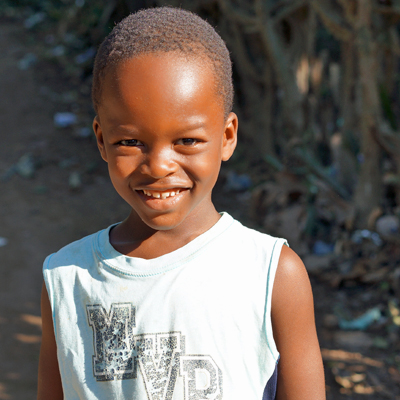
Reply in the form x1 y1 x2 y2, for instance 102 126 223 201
271 245 326 400
278 244 307 275
271 245 315 349
273 245 312 307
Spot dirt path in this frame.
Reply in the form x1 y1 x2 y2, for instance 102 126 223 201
0 21 128 399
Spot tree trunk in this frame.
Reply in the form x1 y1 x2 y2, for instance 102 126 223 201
220 16 275 156
260 19 304 139
353 0 382 227
341 40 357 136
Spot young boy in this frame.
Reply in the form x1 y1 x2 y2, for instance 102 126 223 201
38 7 325 400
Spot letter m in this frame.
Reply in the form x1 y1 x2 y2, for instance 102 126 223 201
87 303 136 381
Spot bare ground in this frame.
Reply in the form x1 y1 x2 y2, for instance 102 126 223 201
0 21 128 399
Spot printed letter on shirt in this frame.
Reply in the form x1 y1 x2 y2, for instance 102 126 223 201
180 355 223 400
87 303 136 381
133 332 183 400
87 303 223 398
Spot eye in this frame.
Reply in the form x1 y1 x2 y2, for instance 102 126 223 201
118 139 143 146
176 138 198 146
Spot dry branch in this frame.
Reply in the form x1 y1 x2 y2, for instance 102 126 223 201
375 124 400 169
310 0 353 42
337 0 357 27
270 0 308 22
374 5 400 19
228 22 266 83
217 0 257 26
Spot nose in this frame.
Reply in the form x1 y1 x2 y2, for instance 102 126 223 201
140 146 178 179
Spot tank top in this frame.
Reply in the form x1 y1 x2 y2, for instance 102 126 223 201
43 212 287 399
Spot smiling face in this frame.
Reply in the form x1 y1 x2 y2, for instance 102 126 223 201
93 53 237 235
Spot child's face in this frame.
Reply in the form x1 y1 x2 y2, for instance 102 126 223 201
93 53 237 232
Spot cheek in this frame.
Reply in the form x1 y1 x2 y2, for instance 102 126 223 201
108 155 137 179
107 159 136 201
191 151 221 185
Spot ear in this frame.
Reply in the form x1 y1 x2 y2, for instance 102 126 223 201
93 116 108 162
221 112 238 161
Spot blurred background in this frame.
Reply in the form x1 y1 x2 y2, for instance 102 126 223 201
0 0 399 398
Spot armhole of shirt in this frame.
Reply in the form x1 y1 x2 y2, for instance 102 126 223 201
42 253 57 340
264 238 288 362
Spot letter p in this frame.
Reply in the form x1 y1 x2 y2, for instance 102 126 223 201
180 355 223 399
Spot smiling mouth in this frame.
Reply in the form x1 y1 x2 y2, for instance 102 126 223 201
139 189 185 199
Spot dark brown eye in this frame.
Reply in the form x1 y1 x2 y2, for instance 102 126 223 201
119 139 142 146
177 138 197 146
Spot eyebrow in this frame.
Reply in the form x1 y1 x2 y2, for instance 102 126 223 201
113 121 208 133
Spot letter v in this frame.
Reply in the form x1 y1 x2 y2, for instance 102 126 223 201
133 332 184 400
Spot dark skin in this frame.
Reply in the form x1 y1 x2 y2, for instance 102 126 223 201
38 53 325 399
94 54 238 259
272 246 325 399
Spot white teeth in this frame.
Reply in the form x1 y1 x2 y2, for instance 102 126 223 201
142 189 181 199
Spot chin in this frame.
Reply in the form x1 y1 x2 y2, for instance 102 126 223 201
139 214 184 232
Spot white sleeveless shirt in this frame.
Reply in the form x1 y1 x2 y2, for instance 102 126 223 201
43 213 286 399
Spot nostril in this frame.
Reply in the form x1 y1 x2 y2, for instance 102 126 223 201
141 153 178 178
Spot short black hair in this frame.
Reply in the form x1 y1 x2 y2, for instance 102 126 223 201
92 7 233 118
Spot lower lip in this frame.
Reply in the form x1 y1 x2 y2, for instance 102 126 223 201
136 190 188 211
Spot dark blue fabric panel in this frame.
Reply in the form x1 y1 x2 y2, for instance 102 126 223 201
262 360 278 400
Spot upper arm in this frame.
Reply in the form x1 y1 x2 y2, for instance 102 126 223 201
37 281 63 400
271 245 325 400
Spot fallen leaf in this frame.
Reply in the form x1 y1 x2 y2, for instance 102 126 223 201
321 348 384 367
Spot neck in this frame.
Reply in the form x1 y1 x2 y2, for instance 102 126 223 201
109 207 221 259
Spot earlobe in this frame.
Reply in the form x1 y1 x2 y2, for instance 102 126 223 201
93 116 108 162
221 112 238 161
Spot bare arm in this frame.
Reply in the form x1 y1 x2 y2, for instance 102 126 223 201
272 245 326 400
37 282 63 400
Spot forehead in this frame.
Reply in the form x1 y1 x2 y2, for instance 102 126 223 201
99 53 224 124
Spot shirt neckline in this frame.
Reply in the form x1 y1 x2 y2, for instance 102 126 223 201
95 212 234 277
